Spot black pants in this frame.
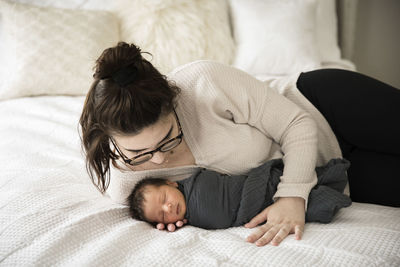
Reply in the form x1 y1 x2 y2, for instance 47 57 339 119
296 69 400 207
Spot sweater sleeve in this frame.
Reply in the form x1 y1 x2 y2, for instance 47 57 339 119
202 62 318 209
253 86 318 209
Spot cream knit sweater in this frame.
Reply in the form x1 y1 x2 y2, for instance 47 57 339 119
108 61 342 207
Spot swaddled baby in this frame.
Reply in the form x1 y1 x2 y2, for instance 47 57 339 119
127 158 352 229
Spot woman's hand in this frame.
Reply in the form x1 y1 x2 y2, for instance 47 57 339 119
156 219 187 232
245 197 305 246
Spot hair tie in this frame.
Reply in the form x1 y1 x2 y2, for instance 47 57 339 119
112 66 138 87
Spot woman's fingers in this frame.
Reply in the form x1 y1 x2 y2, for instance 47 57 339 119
247 223 300 246
246 197 306 246
156 223 165 230
271 225 291 246
246 223 273 243
294 224 304 240
244 208 269 228
167 223 176 232
156 220 187 232
254 225 280 246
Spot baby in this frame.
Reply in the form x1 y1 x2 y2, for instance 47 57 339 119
127 158 352 230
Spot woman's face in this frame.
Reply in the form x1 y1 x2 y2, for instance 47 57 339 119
112 112 178 167
142 182 186 224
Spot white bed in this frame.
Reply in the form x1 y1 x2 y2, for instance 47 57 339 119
0 0 399 266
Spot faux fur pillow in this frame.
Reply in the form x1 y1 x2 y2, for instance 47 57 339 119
0 0 119 100
110 0 235 75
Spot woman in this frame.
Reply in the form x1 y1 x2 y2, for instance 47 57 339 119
80 42 400 247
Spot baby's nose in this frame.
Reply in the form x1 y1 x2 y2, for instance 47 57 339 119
163 203 173 213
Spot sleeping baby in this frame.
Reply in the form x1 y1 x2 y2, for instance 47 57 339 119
127 158 352 230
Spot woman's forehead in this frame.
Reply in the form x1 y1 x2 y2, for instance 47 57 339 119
114 115 172 150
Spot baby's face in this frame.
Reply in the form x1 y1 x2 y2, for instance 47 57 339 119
142 182 186 224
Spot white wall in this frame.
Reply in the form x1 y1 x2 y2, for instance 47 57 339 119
350 0 400 88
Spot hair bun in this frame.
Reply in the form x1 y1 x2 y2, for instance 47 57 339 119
93 42 143 80
112 65 138 87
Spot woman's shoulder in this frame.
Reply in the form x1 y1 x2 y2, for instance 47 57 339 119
167 60 226 77
167 60 257 84
168 60 228 100
167 60 300 88
167 60 264 95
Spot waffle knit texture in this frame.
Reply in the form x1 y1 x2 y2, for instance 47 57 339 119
108 60 343 208
2 96 399 266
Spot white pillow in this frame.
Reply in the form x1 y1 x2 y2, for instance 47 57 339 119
110 0 235 75
0 0 119 100
229 0 321 76
316 0 341 62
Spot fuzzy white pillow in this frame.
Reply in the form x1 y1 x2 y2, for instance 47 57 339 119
110 0 235 75
0 0 119 100
229 0 321 76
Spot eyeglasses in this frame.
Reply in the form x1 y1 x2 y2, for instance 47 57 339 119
110 110 183 166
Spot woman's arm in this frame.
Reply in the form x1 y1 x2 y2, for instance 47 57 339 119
241 87 316 245
250 87 318 208
209 62 318 209
209 62 318 245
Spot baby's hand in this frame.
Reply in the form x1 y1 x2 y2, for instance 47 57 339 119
156 219 187 232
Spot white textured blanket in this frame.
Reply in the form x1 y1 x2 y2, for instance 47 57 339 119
0 96 399 266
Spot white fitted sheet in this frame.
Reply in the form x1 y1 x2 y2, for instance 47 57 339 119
0 96 399 266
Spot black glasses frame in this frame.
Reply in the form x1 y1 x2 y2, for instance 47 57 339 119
110 109 183 166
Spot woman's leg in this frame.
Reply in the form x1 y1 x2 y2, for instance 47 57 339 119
296 68 400 207
346 148 399 206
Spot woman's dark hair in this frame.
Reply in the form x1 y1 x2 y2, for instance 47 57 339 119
79 42 180 193
127 177 169 225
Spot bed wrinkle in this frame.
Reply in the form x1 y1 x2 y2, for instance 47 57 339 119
0 240 31 264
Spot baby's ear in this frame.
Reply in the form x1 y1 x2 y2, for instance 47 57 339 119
166 181 178 187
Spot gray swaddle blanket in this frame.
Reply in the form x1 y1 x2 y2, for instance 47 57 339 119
177 158 352 229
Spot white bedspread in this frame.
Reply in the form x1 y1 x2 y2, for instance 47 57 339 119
0 96 399 266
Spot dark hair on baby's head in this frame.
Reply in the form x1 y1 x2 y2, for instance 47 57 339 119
127 177 169 223
79 42 181 194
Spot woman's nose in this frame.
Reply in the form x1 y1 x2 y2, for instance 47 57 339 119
150 151 166 165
